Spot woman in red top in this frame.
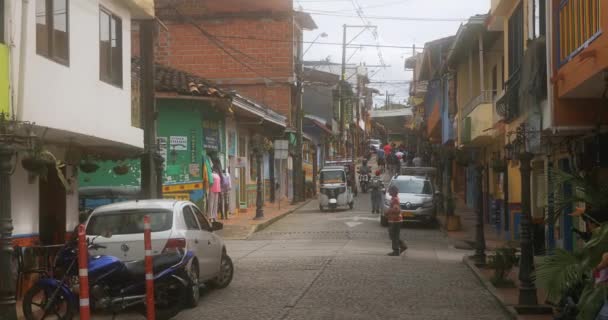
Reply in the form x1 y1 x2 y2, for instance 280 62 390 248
386 185 407 256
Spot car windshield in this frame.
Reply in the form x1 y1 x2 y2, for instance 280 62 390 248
320 171 345 184
370 139 380 144
86 209 173 235
391 179 433 195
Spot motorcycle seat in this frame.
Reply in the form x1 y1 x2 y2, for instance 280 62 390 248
124 253 183 278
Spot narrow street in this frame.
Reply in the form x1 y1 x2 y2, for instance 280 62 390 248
175 194 511 320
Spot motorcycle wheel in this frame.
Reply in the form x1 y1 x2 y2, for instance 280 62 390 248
23 283 75 320
150 274 188 320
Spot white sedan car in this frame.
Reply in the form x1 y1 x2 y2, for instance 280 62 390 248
85 199 233 307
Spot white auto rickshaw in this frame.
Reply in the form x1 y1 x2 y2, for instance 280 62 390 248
318 166 354 212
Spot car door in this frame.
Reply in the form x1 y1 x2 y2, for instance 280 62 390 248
180 205 207 275
191 205 222 279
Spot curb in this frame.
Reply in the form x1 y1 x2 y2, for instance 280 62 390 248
462 255 519 320
245 200 312 239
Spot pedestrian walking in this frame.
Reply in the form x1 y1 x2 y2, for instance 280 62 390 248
209 170 221 222
376 148 385 171
221 169 232 219
386 185 407 256
370 170 384 214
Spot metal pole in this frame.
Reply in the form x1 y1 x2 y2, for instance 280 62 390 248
269 149 275 203
0 144 16 320
339 24 347 156
140 20 158 199
473 162 487 266
518 152 538 305
546 156 555 254
255 151 265 219
279 160 282 211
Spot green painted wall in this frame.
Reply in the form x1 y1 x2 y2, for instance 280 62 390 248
0 44 9 115
157 100 204 184
78 99 226 192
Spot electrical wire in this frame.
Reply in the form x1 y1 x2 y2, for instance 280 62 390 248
304 10 468 22
169 5 280 84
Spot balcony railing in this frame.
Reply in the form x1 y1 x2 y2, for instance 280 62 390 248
462 90 496 118
558 0 602 65
496 69 521 122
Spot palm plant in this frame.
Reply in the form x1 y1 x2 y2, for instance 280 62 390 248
535 167 608 319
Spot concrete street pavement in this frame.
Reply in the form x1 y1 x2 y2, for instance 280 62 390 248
174 193 512 320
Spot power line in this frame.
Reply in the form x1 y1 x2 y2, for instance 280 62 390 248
210 33 423 49
169 6 277 84
304 10 468 22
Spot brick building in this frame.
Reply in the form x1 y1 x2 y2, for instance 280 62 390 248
147 0 317 123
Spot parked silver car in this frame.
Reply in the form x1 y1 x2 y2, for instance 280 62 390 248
85 199 234 307
381 173 439 226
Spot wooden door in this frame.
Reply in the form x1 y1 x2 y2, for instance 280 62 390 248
39 165 67 245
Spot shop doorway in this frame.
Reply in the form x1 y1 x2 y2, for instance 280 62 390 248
39 165 67 245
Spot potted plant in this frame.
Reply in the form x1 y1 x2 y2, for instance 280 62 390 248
536 167 608 319
79 156 100 173
487 246 519 287
112 162 130 175
21 146 54 178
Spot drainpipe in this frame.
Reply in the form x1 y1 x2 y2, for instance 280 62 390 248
16 0 29 121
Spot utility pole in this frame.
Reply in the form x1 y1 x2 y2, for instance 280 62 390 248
339 24 347 157
338 25 377 158
293 27 305 203
140 20 160 199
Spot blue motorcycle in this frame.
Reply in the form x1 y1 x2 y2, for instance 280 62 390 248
22 235 194 320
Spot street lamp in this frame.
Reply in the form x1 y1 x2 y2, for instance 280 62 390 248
303 32 328 56
512 124 538 306
473 156 486 266
0 114 36 319
252 134 266 220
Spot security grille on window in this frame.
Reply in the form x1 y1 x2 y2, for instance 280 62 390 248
99 7 123 87
36 0 69 64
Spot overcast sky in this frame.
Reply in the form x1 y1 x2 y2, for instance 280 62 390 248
296 0 490 108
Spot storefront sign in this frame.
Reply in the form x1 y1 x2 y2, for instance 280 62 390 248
202 120 220 150
189 163 200 177
190 130 197 163
170 136 188 151
157 137 168 163
235 156 247 168
228 131 237 156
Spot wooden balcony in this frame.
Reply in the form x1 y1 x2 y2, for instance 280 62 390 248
558 0 601 65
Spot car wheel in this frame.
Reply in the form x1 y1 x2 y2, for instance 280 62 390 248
208 253 233 289
380 215 388 227
349 202 354 210
185 261 200 308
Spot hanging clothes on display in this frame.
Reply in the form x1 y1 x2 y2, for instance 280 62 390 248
209 171 221 221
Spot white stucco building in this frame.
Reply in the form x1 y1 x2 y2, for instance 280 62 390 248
2 0 153 245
